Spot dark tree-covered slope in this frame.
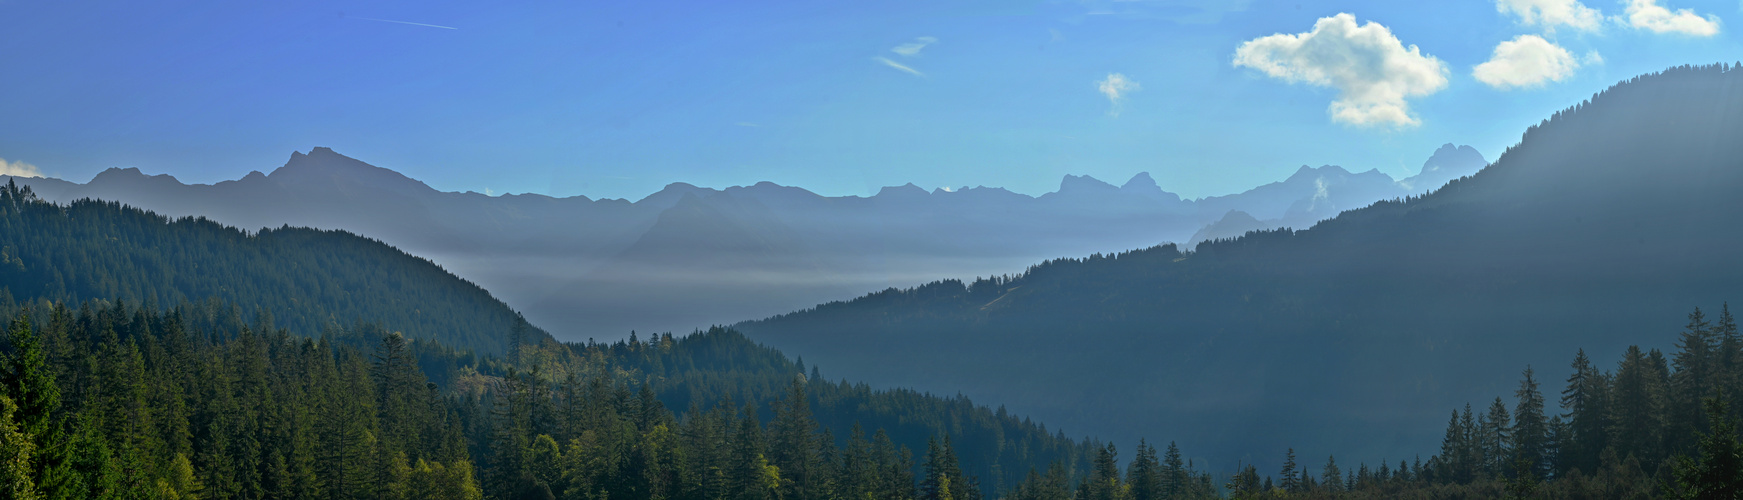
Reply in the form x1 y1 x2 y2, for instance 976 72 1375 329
0 182 546 354
739 64 1743 470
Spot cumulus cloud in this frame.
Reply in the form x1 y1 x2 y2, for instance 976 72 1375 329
1625 0 1721 35
1473 35 1581 89
0 158 42 178
874 57 925 77
891 36 937 57
1496 0 1604 31
1232 13 1448 127
1096 73 1140 117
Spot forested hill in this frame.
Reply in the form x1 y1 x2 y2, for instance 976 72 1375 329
0 181 547 355
738 64 1743 470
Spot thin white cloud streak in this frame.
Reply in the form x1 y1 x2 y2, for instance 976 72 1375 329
1232 13 1448 127
1474 35 1581 89
1096 73 1140 117
875 57 925 77
1496 0 1604 32
1624 0 1721 35
891 36 938 56
347 16 458 30
0 158 43 178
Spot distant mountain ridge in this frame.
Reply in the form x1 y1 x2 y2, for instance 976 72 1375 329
5 145 1482 339
737 64 1743 470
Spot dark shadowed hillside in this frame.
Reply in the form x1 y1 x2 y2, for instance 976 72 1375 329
738 64 1743 470
0 182 547 354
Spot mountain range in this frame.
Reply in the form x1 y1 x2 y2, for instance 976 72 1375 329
737 64 1743 469
2 142 1483 340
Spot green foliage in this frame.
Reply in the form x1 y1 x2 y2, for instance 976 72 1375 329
0 180 546 355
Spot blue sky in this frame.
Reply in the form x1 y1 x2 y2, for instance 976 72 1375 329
2 0 1739 200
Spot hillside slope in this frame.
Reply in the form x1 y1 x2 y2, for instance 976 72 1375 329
739 64 1743 469
0 181 547 354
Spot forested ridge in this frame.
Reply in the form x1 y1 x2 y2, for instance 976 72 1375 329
739 63 1743 465
0 180 545 355
9 297 1743 498
0 298 1227 499
0 177 1147 498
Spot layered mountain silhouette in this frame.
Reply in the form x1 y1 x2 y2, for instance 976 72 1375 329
738 65 1743 469
6 143 1478 340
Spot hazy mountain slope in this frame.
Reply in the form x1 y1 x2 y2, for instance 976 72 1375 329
738 65 1743 470
0 181 548 355
3 144 1481 340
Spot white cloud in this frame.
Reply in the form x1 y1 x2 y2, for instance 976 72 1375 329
1473 35 1581 89
1496 0 1604 32
1096 73 1140 117
875 57 925 77
891 36 937 57
1232 13 1448 127
0 158 42 178
1625 0 1721 36
1583 50 1605 65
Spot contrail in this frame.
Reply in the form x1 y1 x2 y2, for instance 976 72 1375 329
346 15 458 30
875 57 925 77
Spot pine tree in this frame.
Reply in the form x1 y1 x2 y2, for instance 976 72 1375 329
0 396 38 500
1482 398 1512 477
768 379 820 500
1083 442 1120 500
1671 307 1719 456
1669 395 1743 499
1126 440 1161 500
1278 448 1299 493
1718 304 1741 398
1610 345 1665 464
1512 367 1550 480
1561 348 1611 475
727 405 779 500
1320 456 1342 493
2 314 59 449
1161 442 1186 498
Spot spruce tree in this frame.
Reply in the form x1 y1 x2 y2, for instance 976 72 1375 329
1669 396 1743 499
1278 448 1299 493
1561 348 1611 475
0 396 37 500
1161 442 1185 498
1671 307 1719 456
1512 367 1550 480
1482 397 1512 477
1126 440 1161 500
1610 345 1665 464
1320 456 1341 493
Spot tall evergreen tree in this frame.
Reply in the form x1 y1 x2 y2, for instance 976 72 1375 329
1481 398 1512 478
1126 440 1161 500
768 379 821 500
1561 348 1611 475
1320 456 1341 493
1669 396 1743 499
1671 307 1719 456
1610 345 1665 464
1513 367 1550 480
1278 447 1299 493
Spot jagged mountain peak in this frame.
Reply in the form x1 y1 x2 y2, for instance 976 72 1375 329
268 147 436 195
875 183 929 198
1057 174 1118 195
